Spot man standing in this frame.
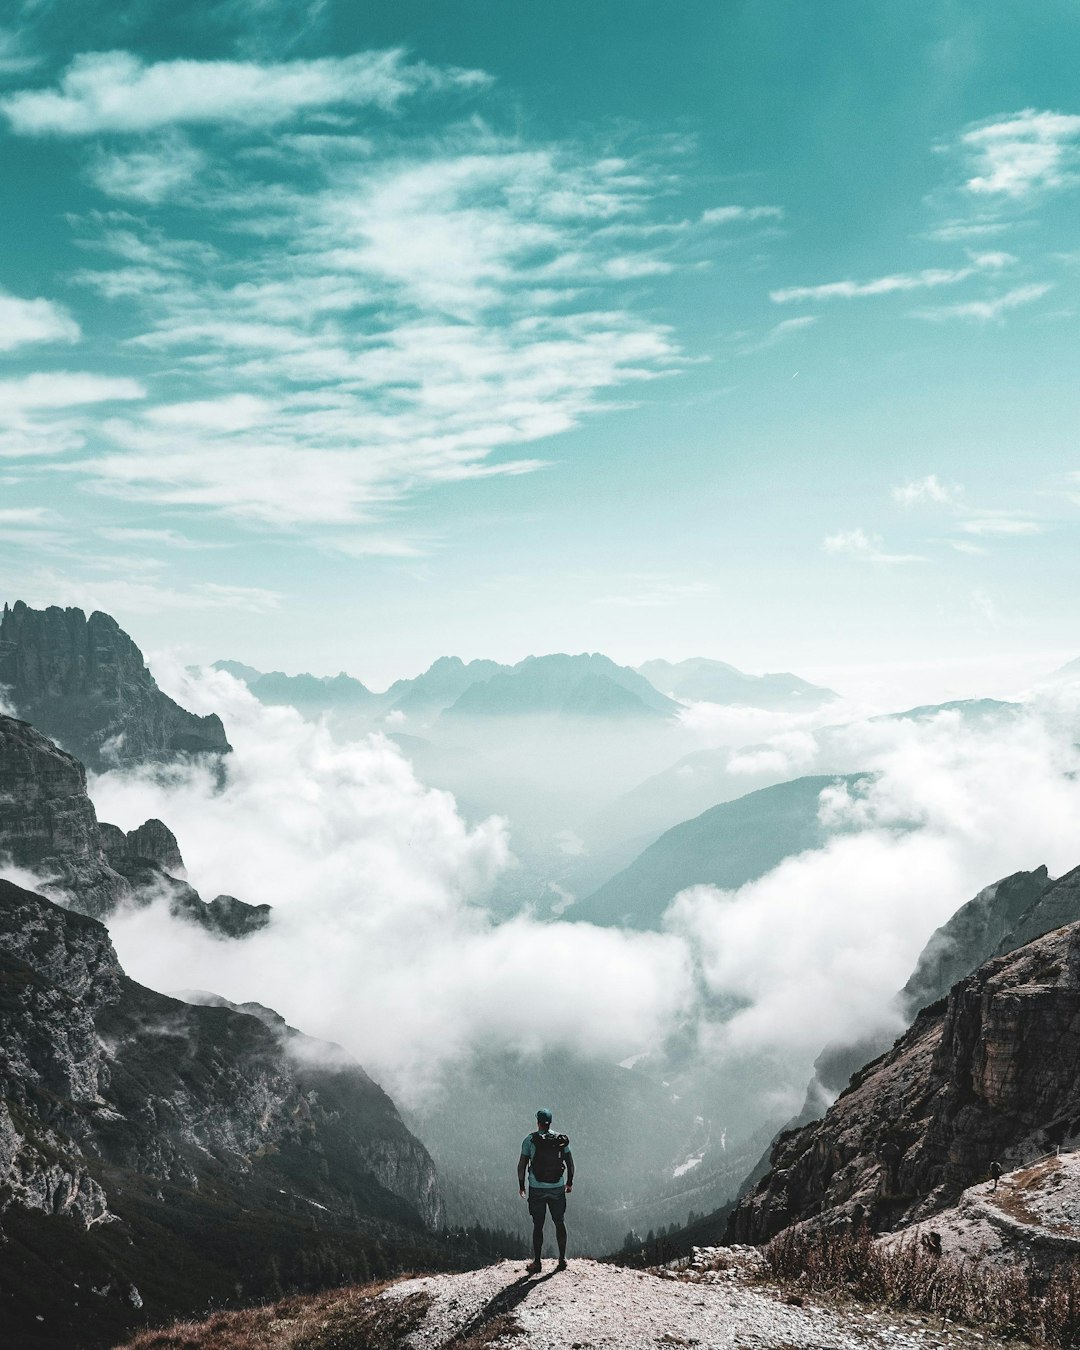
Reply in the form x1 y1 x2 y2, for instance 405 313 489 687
517 1107 574 1274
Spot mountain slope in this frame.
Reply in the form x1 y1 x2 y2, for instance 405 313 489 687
729 916 1080 1244
444 653 680 720
571 774 871 929
0 601 230 772
386 656 509 716
0 879 442 1349
0 712 268 932
638 657 837 709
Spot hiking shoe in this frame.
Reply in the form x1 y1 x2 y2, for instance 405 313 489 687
556 1259 568 1271
525 1260 542 1274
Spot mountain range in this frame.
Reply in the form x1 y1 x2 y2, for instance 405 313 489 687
1 602 230 773
637 657 837 709
570 773 873 929
215 650 838 722
0 878 445 1349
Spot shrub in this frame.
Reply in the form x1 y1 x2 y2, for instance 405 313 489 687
765 1226 1080 1347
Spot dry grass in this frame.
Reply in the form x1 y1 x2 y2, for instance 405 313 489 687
113 1280 430 1350
765 1226 1080 1347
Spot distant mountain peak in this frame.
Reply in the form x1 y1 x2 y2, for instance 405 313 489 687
1 600 230 772
637 657 837 710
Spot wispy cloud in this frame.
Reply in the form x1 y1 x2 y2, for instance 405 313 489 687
892 474 961 507
594 577 714 607
1 48 490 135
701 205 783 225
0 372 145 410
770 257 1008 304
56 132 687 527
16 569 284 614
923 219 1012 243
823 528 925 564
97 526 223 550
738 315 816 355
912 282 1052 324
0 289 80 351
88 133 206 203
960 109 1080 199
957 515 1044 537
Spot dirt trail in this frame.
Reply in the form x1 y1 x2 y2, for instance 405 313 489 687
383 1250 1015 1350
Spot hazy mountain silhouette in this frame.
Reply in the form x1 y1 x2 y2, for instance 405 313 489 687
571 774 873 929
638 657 837 709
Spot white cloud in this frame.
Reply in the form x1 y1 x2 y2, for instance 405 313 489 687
1 48 490 135
892 474 960 507
97 526 222 550
89 134 206 203
771 252 1010 304
823 527 925 564
95 666 693 1101
913 282 1052 323
60 141 685 526
771 266 977 304
958 515 1044 536
960 109 1080 198
664 693 1080 1093
0 507 59 525
701 205 783 225
738 316 816 355
0 290 80 350
923 219 1011 243
0 372 144 410
15 569 283 614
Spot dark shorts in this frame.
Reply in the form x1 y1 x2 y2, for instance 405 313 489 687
528 1188 567 1222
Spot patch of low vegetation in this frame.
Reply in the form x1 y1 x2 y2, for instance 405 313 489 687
765 1225 1080 1347
113 1281 430 1350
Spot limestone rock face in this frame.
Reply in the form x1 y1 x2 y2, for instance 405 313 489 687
0 714 129 917
100 817 186 875
0 879 443 1344
0 600 230 772
0 713 268 934
729 920 1080 1244
902 866 1052 1017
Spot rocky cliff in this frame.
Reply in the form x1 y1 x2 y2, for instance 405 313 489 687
0 878 443 1348
901 866 1053 1017
0 713 268 934
0 713 129 918
0 600 230 772
729 918 1080 1244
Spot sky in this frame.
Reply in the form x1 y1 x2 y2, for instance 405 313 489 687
1 1 1079 694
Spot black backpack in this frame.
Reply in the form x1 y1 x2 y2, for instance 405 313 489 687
531 1131 570 1183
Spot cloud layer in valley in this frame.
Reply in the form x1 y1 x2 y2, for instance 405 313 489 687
81 659 1080 1127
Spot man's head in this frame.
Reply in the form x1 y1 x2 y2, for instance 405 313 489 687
536 1107 552 1131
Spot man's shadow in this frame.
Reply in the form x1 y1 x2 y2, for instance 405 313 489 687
443 1269 560 1346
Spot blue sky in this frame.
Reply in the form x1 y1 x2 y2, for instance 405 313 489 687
1 1 1079 693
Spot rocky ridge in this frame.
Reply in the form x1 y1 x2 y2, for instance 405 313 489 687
0 600 230 772
729 918 1080 1244
0 712 268 934
0 877 443 1348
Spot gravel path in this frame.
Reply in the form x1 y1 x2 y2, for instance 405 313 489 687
383 1254 1014 1350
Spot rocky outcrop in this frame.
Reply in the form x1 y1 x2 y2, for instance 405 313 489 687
443 653 680 720
0 600 230 772
100 817 185 875
0 879 443 1347
729 919 1080 1244
902 866 1052 1017
791 864 1068 1143
0 714 129 917
0 713 268 934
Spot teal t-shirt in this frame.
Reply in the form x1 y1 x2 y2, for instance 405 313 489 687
521 1131 572 1191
